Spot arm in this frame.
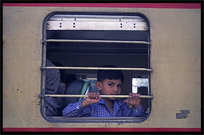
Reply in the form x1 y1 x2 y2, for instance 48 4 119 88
130 104 146 117
123 93 146 117
63 99 90 117
63 92 101 117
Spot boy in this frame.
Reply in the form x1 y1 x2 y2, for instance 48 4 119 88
63 68 146 117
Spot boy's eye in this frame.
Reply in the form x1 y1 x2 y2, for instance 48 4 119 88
117 84 122 88
108 83 114 87
108 83 122 88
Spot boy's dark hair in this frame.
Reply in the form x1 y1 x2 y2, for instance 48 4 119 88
97 65 124 82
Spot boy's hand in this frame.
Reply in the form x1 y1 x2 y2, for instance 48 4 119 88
123 93 141 109
81 92 101 108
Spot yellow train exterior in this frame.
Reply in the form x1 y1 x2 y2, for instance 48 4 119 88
3 3 201 132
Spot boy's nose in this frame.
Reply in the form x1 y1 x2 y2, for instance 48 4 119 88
113 86 119 93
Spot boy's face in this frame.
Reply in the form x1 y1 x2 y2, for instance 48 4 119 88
96 79 123 100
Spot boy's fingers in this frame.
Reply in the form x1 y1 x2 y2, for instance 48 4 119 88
134 93 139 99
97 92 101 100
87 92 91 97
129 93 141 99
129 93 132 98
88 92 100 99
93 92 96 98
92 92 97 99
136 93 140 99
96 92 100 97
88 92 94 98
89 92 92 98
129 93 136 99
132 93 136 98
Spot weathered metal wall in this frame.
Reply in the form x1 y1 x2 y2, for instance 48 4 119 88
3 6 201 128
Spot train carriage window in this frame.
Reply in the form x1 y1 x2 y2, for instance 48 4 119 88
40 12 152 123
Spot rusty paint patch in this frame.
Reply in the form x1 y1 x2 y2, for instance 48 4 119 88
176 110 190 119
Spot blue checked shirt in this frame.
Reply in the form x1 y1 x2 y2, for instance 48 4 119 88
63 98 146 117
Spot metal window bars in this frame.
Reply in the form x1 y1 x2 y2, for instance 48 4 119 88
41 66 152 71
41 13 153 101
40 38 153 99
40 37 153 99
39 94 153 99
39 66 153 99
44 39 151 44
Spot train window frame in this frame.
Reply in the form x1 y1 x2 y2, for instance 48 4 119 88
40 12 152 123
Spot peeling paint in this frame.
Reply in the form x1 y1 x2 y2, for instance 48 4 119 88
176 110 190 119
